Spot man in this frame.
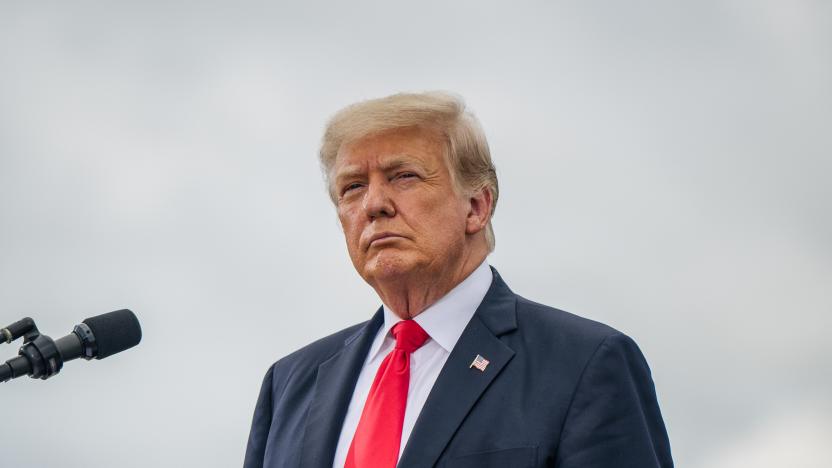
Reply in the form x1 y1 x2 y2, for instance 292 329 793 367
244 92 673 468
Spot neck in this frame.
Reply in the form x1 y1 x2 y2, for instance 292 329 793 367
373 248 487 320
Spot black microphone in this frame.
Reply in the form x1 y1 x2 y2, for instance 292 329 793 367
0 309 142 383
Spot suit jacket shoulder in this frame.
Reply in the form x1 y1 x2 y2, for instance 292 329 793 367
516 294 620 348
244 311 383 468
511 294 629 379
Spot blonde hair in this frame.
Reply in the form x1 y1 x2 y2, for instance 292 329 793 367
319 91 499 250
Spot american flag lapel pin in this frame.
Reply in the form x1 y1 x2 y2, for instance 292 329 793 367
470 354 490 372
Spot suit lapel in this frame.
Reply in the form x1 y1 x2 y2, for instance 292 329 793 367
299 309 384 468
398 268 518 468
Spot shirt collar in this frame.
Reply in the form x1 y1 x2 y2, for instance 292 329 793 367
367 260 493 361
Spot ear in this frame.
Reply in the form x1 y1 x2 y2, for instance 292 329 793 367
465 186 493 235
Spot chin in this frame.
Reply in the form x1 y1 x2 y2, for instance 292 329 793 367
363 250 422 284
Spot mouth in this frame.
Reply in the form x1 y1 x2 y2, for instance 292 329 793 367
366 232 406 249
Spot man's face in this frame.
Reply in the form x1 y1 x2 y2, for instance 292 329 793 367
333 126 471 288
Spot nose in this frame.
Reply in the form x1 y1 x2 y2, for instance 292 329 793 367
362 180 396 219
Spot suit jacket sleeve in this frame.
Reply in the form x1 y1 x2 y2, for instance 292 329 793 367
244 364 275 468
556 332 673 468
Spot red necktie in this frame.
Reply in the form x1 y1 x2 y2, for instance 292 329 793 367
344 320 430 468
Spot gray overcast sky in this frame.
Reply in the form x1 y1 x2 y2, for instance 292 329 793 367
1 1 830 467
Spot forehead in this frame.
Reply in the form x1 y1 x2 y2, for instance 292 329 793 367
334 127 447 173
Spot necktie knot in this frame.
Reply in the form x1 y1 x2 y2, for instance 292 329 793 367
391 320 429 354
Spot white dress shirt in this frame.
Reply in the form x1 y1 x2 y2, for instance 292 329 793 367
331 260 493 468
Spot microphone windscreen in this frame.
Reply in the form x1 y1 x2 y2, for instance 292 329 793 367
82 309 142 359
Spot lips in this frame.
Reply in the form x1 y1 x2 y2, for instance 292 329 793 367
366 232 405 249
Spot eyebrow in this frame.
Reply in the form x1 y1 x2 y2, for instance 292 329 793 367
334 155 424 184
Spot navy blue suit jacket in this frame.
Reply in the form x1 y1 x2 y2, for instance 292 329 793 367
244 268 673 467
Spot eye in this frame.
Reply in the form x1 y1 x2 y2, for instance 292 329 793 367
396 172 418 180
342 183 364 195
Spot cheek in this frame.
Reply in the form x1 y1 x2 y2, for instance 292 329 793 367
338 212 359 241
412 200 468 246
